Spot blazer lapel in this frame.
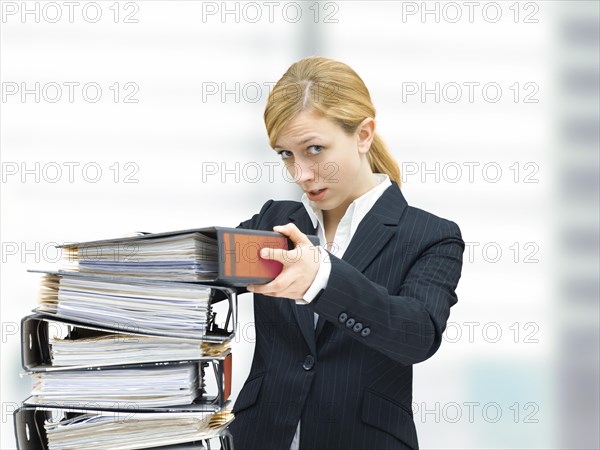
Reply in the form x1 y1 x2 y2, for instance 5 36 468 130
288 182 408 348
338 181 407 271
315 183 407 338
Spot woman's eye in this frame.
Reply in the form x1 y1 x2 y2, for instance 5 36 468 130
277 146 321 159
278 150 293 159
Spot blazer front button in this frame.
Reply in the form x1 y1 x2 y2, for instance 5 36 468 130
303 355 315 371
338 312 348 324
353 322 363 332
345 318 356 328
360 327 371 337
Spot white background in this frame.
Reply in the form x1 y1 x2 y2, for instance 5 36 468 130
1 1 598 449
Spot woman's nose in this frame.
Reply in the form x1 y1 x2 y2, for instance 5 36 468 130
291 160 315 184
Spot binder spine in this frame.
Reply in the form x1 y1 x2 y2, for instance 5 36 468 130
13 408 47 450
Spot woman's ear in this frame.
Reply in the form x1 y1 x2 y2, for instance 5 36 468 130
356 117 375 154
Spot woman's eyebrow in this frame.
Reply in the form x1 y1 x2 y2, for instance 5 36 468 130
274 135 321 149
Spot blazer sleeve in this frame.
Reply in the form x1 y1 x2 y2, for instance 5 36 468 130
236 199 274 231
308 220 464 366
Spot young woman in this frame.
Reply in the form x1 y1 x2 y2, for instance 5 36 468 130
229 56 465 450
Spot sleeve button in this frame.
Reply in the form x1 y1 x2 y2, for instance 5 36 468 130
338 312 348 323
345 318 356 328
353 322 363 332
360 327 371 337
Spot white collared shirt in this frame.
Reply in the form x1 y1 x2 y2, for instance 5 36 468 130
298 172 392 305
288 173 392 450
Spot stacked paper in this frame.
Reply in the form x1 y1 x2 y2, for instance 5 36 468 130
30 365 201 408
13 228 251 449
62 232 219 281
35 272 212 339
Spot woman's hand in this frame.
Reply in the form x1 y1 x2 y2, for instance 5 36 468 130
247 223 320 300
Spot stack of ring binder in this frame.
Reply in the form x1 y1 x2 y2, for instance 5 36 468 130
14 227 317 450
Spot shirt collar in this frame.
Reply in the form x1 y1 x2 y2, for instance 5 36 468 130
301 173 392 230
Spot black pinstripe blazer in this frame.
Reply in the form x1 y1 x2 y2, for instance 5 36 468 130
228 181 464 450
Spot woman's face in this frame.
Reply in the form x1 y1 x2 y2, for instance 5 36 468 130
273 110 376 222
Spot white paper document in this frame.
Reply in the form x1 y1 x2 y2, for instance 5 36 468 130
43 408 233 450
35 273 212 339
31 365 201 408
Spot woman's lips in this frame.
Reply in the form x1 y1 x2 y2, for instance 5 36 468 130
307 188 327 201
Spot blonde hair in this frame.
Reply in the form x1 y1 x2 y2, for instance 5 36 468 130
264 56 401 186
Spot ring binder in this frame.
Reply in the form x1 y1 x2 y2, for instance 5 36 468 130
14 226 287 449
56 226 319 285
21 315 233 407
27 271 239 340
13 406 234 450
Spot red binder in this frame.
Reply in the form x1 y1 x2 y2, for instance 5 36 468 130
223 353 232 401
56 226 320 286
